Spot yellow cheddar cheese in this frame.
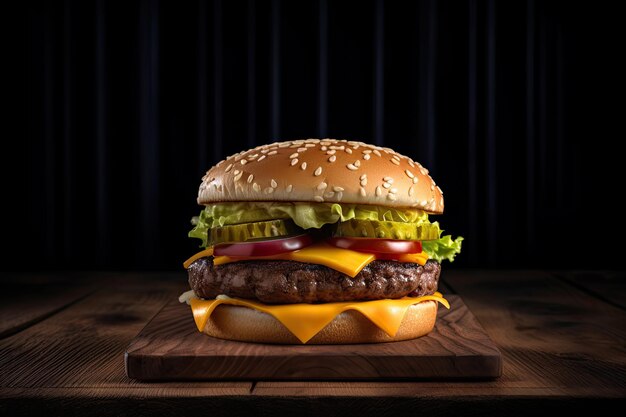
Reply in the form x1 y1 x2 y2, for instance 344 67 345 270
184 242 428 277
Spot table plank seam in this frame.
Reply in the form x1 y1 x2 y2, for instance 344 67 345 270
0 288 99 340
550 272 626 313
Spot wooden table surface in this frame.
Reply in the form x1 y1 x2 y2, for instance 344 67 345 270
1 270 625 415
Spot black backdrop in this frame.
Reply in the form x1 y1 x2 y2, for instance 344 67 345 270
7 0 623 270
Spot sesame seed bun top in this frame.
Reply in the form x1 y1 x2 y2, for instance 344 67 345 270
197 139 444 214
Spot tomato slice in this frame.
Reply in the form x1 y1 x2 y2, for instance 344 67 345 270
213 234 313 257
327 237 422 255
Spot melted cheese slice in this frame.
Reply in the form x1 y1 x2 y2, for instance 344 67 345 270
190 293 449 343
184 242 428 277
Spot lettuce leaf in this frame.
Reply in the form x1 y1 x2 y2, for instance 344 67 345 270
188 202 463 263
422 235 464 263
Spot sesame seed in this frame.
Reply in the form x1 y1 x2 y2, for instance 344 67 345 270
326 149 336 155
313 196 324 202
409 186 414 196
286 184 293 192
405 169 415 179
253 183 261 192
317 182 328 190
305 143 315 147
264 187 274 194
360 174 367 180
345 148 353 154
420 167 428 175
278 142 290 148
373 149 382 157
333 186 344 192
328 155 336 162
247 174 254 183
257 155 266 162
363 154 371 160
430 184 435 191
314 167 323 176
225 164 233 172
249 153 259 159
289 153 299 159
360 187 367 197
260 149 268 154
271 179 278 188
321 146 328 151
347 163 358 170
234 170 240 175
375 186 382 196
291 158 299 166
301 162 307 170
408 160 415 168
390 188 397 194
354 160 361 167
382 182 392 189
384 176 393 183
392 155 401 161
413 177 419 184
324 191 335 198
234 171 243 181
360 179 367 186
390 159 400 165
362 150 372 154
387 194 397 201
267 150 278 156
240 159 248 165
297 147 307 152
216 160 224 167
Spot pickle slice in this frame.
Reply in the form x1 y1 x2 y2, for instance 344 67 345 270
332 219 440 241
208 219 302 246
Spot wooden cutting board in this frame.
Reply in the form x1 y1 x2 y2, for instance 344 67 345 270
125 295 501 380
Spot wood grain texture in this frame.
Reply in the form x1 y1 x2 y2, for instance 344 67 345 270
442 270 626 392
2 387 622 417
0 272 250 392
125 295 501 380
0 273 97 339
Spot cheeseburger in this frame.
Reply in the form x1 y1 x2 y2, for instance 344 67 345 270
180 139 463 344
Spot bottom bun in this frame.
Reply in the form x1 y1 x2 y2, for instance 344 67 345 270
200 300 438 344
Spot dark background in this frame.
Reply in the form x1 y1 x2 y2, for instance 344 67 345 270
6 0 623 271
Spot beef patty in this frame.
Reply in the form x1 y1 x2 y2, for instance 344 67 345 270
187 257 441 304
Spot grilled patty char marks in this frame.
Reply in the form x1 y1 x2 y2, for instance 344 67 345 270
187 257 441 304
